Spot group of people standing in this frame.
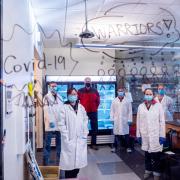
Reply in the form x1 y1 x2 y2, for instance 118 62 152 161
111 84 173 180
42 77 174 180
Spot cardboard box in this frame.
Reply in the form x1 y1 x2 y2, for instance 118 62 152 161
39 166 59 180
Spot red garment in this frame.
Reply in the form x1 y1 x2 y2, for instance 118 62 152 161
144 99 157 105
78 87 100 113
129 124 136 138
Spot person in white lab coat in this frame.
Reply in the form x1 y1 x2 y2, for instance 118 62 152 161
155 84 174 122
58 88 89 179
136 88 165 180
110 87 133 153
43 82 63 165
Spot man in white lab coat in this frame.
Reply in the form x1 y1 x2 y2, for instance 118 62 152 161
155 84 174 122
110 87 133 153
136 88 165 180
43 82 63 165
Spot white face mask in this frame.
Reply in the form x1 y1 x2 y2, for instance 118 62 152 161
68 95 78 103
50 86 57 94
118 91 125 97
144 95 153 101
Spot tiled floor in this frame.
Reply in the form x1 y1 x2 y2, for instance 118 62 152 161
36 144 179 180
78 146 141 180
36 145 142 180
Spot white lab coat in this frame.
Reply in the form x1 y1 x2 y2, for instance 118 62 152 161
155 95 174 122
58 103 89 170
136 102 165 153
110 97 132 135
43 92 63 131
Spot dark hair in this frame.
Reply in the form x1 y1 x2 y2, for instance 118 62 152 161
144 88 154 95
67 88 77 95
48 81 57 86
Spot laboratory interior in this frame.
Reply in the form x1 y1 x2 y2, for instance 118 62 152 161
1 0 180 180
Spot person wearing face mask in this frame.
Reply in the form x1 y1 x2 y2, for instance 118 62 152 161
43 82 63 165
78 77 100 150
155 84 174 122
136 88 165 180
110 87 133 153
58 88 89 179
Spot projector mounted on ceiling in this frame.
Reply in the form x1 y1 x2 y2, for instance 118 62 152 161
79 0 94 39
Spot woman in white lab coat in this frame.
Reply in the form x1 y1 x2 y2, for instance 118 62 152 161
136 88 165 180
155 84 174 122
58 88 89 179
110 87 133 153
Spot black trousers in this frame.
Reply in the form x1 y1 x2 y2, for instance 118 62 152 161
114 134 131 149
87 112 98 145
64 169 80 178
145 151 162 174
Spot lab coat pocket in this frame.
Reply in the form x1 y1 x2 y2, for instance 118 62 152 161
64 138 74 153
79 137 87 154
78 138 88 166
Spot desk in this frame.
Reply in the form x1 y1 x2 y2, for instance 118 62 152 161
166 121 180 134
166 121 180 149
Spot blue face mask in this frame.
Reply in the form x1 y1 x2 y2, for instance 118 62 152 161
51 86 58 94
118 92 125 97
68 95 78 103
144 95 153 101
158 89 165 95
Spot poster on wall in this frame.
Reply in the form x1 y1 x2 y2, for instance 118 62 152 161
25 143 44 180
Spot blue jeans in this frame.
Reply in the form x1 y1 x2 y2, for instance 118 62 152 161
43 131 61 165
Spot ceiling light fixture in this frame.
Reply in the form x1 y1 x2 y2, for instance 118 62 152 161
79 0 94 38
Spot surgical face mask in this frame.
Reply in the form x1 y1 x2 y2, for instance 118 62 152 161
118 91 125 97
144 95 153 101
51 86 57 94
68 95 78 103
158 89 165 95
85 83 91 88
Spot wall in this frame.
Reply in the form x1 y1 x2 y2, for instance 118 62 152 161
44 48 115 76
3 0 40 179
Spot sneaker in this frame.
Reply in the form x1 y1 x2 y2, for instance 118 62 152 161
111 148 116 153
126 148 132 153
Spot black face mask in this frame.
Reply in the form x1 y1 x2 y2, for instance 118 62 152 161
85 83 91 88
